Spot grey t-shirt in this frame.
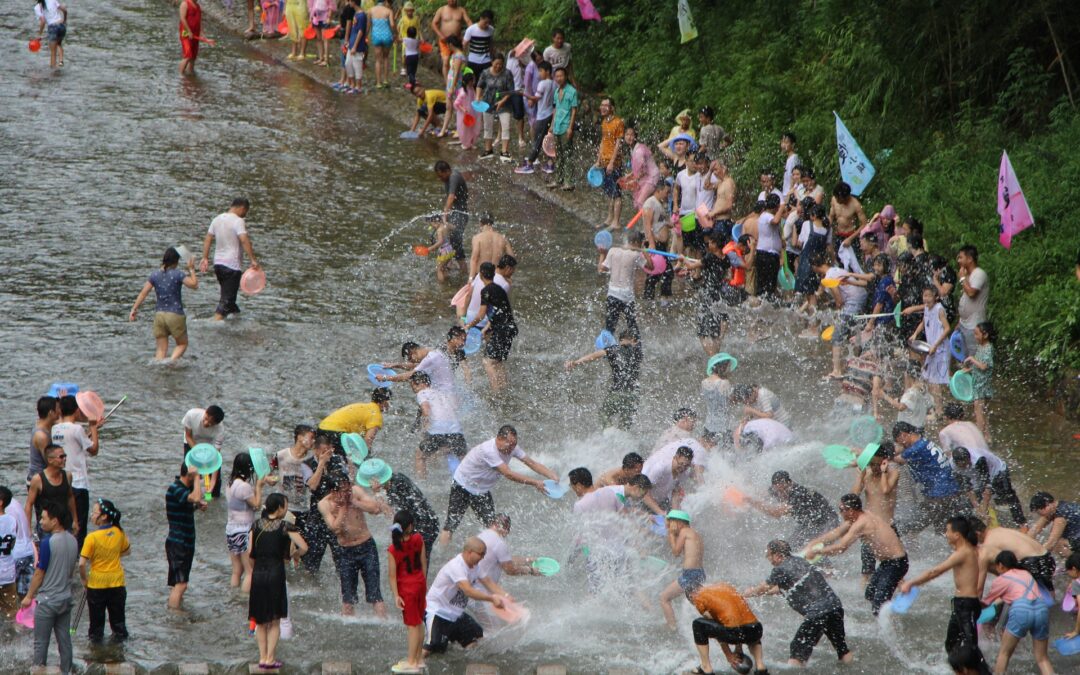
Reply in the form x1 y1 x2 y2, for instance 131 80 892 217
958 267 989 329
445 171 469 214
38 530 79 603
766 555 842 618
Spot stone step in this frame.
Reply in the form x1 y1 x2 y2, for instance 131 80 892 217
30 668 61 675
105 665 138 675
249 665 278 674
178 666 210 675
322 662 352 674
464 665 499 675
607 669 644 675
536 665 567 675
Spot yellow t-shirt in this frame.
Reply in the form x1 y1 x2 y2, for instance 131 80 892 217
692 583 758 627
319 402 383 434
417 89 447 111
599 116 626 165
81 526 130 589
398 12 420 39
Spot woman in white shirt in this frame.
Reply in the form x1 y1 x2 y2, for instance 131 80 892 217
226 452 264 592
34 0 67 68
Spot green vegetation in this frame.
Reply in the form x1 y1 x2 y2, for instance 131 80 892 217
419 0 1080 378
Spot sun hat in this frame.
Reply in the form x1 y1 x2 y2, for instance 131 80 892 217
403 0 414 8
356 458 393 487
706 352 737 376
674 108 692 123
666 510 691 523
670 133 698 151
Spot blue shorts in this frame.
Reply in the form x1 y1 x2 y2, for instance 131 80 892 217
338 538 382 606
602 168 623 199
1004 598 1049 640
47 23 66 44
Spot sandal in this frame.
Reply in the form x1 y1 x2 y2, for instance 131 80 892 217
258 661 283 670
690 668 714 675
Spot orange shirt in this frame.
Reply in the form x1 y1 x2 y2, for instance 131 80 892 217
599 116 626 165
692 583 758 627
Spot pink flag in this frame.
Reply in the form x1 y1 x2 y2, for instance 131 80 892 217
997 150 1034 249
577 0 602 22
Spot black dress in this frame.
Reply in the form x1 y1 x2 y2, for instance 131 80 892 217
248 519 293 624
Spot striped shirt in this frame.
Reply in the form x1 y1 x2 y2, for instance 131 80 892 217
165 478 196 549
463 24 493 64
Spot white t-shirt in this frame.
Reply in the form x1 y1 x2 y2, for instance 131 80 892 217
798 220 827 247
783 153 801 195
602 247 645 304
226 479 256 534
756 211 782 253
208 212 248 271
643 196 666 237
825 267 867 315
403 36 420 57
463 24 494 64
34 0 64 25
427 553 480 621
573 485 627 515
417 349 456 392
837 242 865 275
696 172 718 210
542 43 572 70
939 422 1004 477
741 418 793 450
51 422 92 490
676 170 701 215
466 273 510 326
0 513 18 585
476 528 511 584
182 408 225 448
958 267 989 329
653 438 707 469
756 188 783 203
642 451 692 504
897 386 930 428
453 438 527 495
417 388 462 434
276 448 314 513
7 499 35 560
534 79 555 121
756 387 791 427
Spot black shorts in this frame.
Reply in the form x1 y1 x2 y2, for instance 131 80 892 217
424 612 483 653
447 211 468 260
509 92 526 120
484 327 515 362
420 433 467 457
419 102 447 118
865 554 908 614
791 608 849 663
692 618 763 646
166 541 195 586
696 299 727 338
682 226 704 252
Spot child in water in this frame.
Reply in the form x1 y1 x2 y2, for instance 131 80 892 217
963 320 995 441
910 285 950 423
430 219 454 283
387 510 427 674
453 72 479 150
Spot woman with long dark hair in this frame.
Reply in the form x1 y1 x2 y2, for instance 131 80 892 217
129 247 198 361
981 550 1054 675
387 510 427 673
226 452 264 591
248 493 307 670
78 499 130 643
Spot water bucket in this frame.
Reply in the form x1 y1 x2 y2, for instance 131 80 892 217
531 557 560 576
820 325 835 342
778 264 795 291
856 443 880 471
543 479 567 499
75 391 105 421
593 230 612 250
541 133 556 158
15 600 36 628
174 245 194 264
356 457 392 485
419 41 433 54
399 131 421 140
949 330 967 362
29 39 42 53
464 327 482 355
722 486 746 507
341 433 369 465
695 203 713 229
950 370 975 402
821 445 855 469
649 514 666 536
889 586 920 614
322 26 338 40
848 415 883 447
594 330 616 350
185 443 223 475
366 364 395 388
303 25 316 40
586 167 604 188
490 598 527 624
646 253 667 276
450 283 470 309
240 268 266 295
977 604 997 624
731 223 743 241
413 245 430 256
1054 635 1080 656
705 352 737 376
47 382 79 397
470 100 489 113
820 277 841 289
908 339 931 354
277 19 289 35
249 447 271 479
463 113 476 127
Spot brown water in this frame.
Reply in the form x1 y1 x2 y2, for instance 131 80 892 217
1 0 1077 672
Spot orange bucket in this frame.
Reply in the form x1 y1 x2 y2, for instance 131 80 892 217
278 19 289 35
29 38 42 52
303 25 316 40
419 41 433 54
463 113 476 127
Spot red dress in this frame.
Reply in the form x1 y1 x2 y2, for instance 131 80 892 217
388 533 427 626
180 0 202 60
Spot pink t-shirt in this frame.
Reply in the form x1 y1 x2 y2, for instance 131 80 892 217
983 569 1040 605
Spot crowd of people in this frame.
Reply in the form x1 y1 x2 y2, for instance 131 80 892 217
12 1 1080 674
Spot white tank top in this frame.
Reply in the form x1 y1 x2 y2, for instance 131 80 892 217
756 212 782 254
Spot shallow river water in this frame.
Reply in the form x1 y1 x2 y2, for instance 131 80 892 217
1 1 1078 672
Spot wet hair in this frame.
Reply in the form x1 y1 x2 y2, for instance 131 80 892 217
628 231 645 246
206 405 225 424
766 539 791 557
907 234 924 251
600 97 615 109
943 403 965 421
673 407 697 422
488 513 511 531
231 197 251 209
447 325 466 341
391 509 414 550
872 254 890 275
314 432 334 448
994 550 1020 570
675 446 694 461
293 424 315 441
709 358 732 376
840 493 863 511
700 106 715 120
951 447 972 465
479 211 494 225
230 452 255 485
833 182 852 199
799 196 817 215
752 200 766 214
433 160 452 174
741 432 763 453
875 441 895 460
1065 552 1080 572
497 254 517 269
627 474 653 491
460 72 476 89
892 421 918 439
759 167 776 179
59 395 79 417
947 516 978 546
764 194 781 211
782 131 797 145
0 486 11 510
406 26 416 38
617 329 636 341
444 35 462 50
401 341 421 359
770 470 791 485
96 498 122 529
810 203 828 221
40 501 71 530
162 247 181 269
37 396 57 419
958 244 979 263
802 167 816 180
478 9 494 22
1029 491 1055 512
553 66 567 77
179 461 190 477
621 452 644 469
552 28 565 38
968 516 987 535
372 388 392 404
538 60 553 74
976 321 997 343
262 493 287 519
568 467 593 487
479 262 496 281
730 384 754 404
410 371 431 386
497 424 518 439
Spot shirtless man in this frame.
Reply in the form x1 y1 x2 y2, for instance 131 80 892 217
319 476 388 617
851 443 899 585
900 517 987 668
807 493 908 615
660 510 704 629
707 160 736 223
595 452 644 487
430 0 471 77
827 181 867 241
28 396 59 486
469 212 515 280
969 517 1055 595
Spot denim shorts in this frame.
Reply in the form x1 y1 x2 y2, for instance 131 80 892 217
338 538 382 605
47 23 66 44
1005 598 1049 640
